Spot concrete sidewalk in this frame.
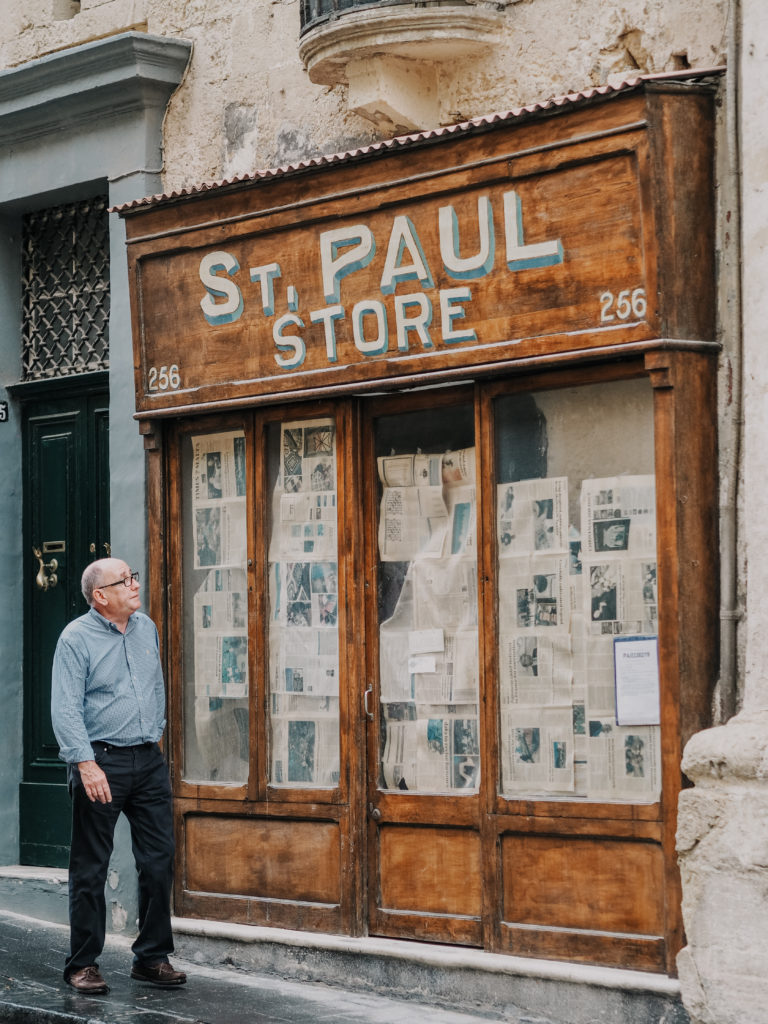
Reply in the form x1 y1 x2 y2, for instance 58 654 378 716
0 909 692 1024
0 911 510 1024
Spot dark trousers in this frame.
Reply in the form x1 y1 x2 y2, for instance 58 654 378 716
65 741 175 979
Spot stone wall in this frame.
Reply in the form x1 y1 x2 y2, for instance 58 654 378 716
1 0 729 190
676 2 768 1022
677 713 768 1024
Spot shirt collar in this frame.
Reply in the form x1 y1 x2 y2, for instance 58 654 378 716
88 606 136 633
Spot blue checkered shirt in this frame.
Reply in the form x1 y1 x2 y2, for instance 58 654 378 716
51 608 166 764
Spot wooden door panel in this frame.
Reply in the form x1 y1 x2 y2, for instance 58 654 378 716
91 402 111 557
502 833 664 934
21 408 81 867
21 389 109 867
378 825 482 917
185 814 341 904
27 418 78 769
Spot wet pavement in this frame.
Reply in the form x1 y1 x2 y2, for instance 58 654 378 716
0 912 507 1024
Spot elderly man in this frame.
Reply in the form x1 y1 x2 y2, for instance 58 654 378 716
51 557 186 995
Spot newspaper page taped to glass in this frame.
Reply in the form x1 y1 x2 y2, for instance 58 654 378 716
192 432 247 569
498 472 660 803
188 430 250 784
378 447 479 794
586 717 661 800
268 418 340 788
497 476 569 556
381 706 480 792
500 704 575 793
190 431 249 702
193 568 249 699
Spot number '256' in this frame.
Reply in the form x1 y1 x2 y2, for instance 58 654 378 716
147 365 181 392
600 288 647 323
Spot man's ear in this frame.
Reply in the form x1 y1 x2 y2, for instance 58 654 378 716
92 588 107 609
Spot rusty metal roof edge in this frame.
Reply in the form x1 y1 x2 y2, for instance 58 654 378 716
113 65 725 215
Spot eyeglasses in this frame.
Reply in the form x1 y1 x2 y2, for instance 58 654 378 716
98 570 139 590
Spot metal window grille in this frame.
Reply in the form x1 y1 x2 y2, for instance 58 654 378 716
21 195 110 380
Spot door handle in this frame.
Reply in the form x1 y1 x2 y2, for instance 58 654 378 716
32 546 58 591
364 685 375 720
368 802 382 821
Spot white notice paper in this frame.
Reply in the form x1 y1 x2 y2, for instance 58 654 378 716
614 635 660 726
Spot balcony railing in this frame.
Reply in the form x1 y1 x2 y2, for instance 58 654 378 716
300 0 470 37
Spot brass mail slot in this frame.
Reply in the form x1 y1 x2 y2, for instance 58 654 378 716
42 540 66 553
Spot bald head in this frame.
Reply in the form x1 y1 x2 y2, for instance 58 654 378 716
81 558 128 606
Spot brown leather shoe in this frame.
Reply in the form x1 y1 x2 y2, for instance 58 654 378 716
131 960 187 987
66 965 109 994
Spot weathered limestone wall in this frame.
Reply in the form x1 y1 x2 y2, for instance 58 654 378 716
0 0 729 191
738 0 768 719
675 1 768 1022
678 717 768 1024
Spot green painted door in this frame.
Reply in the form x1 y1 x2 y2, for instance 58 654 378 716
20 388 109 867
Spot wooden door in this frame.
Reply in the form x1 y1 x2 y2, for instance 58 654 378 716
358 367 686 966
20 386 109 866
363 387 486 946
168 406 361 936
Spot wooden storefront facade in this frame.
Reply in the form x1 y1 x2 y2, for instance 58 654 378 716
120 77 719 976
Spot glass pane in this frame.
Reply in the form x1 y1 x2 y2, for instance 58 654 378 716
375 404 480 794
267 417 340 788
181 429 249 784
495 378 661 803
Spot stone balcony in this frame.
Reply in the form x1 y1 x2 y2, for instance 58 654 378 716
298 0 516 133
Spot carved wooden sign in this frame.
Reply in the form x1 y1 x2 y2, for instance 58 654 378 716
123 87 714 414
